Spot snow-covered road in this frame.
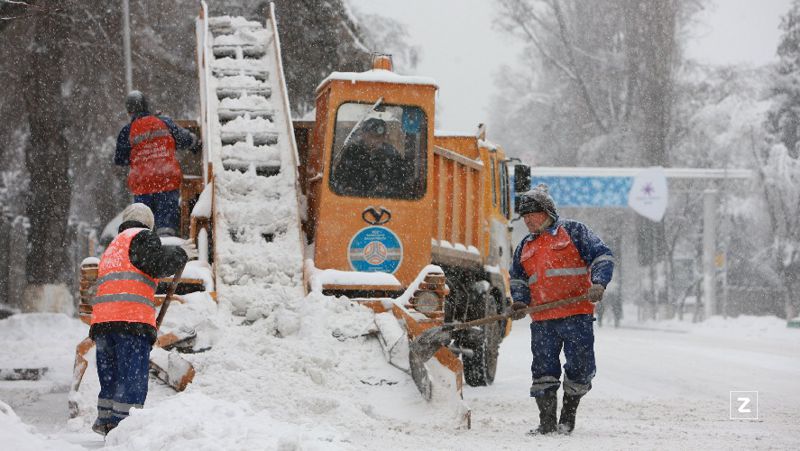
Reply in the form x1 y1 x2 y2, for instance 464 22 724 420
1 310 798 450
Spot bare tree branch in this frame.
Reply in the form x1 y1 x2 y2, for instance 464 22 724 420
550 0 607 132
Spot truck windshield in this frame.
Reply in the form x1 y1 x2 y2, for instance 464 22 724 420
329 102 427 200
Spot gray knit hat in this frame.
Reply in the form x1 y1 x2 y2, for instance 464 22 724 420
517 183 558 220
122 203 155 230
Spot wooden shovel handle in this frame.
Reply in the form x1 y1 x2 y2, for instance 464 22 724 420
448 294 590 331
155 265 186 331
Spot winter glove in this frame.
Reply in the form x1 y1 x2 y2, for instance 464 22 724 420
508 301 529 320
189 133 202 153
587 284 605 303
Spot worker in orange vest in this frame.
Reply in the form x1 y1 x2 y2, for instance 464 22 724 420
90 203 187 435
114 90 200 237
509 184 614 436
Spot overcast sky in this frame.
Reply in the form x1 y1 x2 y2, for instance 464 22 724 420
349 0 792 132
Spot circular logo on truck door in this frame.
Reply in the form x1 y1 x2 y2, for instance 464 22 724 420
348 226 403 273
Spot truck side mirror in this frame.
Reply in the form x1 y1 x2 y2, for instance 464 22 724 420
514 164 531 194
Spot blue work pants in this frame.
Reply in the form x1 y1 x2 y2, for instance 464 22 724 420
95 332 152 425
134 189 179 232
529 314 596 397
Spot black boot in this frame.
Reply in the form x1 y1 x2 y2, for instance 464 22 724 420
558 393 582 434
528 390 557 435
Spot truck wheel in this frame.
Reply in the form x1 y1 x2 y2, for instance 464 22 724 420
463 291 501 386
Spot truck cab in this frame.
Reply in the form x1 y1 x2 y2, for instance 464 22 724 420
298 55 438 292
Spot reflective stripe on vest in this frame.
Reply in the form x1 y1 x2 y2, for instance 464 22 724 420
545 267 588 277
91 228 158 326
131 128 172 146
90 293 155 308
95 271 158 290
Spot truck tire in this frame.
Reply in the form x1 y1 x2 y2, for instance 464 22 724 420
463 291 501 386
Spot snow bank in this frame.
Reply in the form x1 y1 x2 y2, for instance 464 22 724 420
0 401 83 451
633 314 799 340
0 313 87 382
104 392 348 450
182 260 215 291
97 290 466 450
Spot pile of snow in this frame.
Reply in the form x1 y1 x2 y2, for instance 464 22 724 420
79 290 466 449
0 401 83 451
0 313 86 381
181 260 215 291
21 285 75 316
633 313 797 340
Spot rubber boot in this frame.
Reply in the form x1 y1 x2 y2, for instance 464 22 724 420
558 393 582 434
528 389 557 435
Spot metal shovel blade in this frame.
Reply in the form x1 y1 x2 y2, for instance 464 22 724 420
409 326 453 365
408 326 452 400
409 349 433 401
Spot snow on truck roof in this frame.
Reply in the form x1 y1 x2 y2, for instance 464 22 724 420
317 69 438 92
434 130 477 137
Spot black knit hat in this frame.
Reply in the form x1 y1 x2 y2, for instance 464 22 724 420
125 90 150 115
517 183 558 220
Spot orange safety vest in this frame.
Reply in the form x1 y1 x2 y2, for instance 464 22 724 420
128 116 182 195
520 226 595 321
90 228 158 327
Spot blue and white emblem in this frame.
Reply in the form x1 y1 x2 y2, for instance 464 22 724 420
348 226 403 273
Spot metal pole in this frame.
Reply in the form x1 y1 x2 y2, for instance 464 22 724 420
702 190 717 320
122 0 133 92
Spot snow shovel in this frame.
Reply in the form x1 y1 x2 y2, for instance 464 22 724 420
409 293 590 397
149 264 198 391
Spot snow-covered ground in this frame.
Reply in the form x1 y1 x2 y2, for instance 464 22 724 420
1 305 798 450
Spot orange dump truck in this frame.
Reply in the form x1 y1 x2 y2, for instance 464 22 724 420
294 55 531 396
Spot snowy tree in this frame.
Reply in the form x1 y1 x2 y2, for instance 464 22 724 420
349 8 420 74
767 0 800 158
0 1 198 307
492 0 699 167
0 2 72 295
757 0 800 318
492 0 701 311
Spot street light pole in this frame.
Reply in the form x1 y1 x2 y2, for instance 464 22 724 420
122 0 132 92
